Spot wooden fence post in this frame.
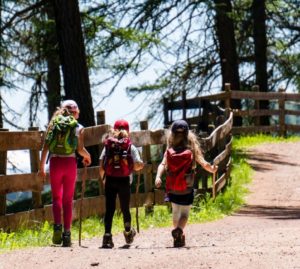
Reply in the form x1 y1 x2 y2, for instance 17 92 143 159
96 110 105 126
170 94 174 123
278 88 286 137
96 110 105 195
252 85 260 126
0 128 8 215
140 120 153 214
182 90 187 120
207 112 216 136
29 127 43 209
163 97 169 128
224 83 231 110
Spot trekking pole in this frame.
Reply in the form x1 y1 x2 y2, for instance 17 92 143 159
79 165 87 246
212 171 216 199
135 171 141 233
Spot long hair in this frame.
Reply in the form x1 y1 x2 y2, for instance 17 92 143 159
167 128 204 163
46 107 71 133
102 128 129 143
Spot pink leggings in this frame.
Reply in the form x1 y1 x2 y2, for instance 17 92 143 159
49 156 77 230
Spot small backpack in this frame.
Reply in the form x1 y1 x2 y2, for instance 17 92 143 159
166 147 194 192
103 137 134 177
45 114 78 155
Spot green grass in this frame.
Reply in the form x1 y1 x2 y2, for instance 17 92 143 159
233 133 300 149
1 134 299 252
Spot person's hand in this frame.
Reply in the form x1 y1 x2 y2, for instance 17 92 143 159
82 155 91 166
155 177 162 188
211 164 218 173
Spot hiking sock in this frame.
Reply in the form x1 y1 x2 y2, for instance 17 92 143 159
52 224 62 245
62 231 71 247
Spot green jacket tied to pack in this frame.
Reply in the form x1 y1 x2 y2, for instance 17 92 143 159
45 114 78 155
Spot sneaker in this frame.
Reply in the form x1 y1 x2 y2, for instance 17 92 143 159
123 228 136 244
52 224 62 245
62 231 71 247
171 227 185 247
102 233 114 248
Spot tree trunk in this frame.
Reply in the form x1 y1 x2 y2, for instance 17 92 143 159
52 0 95 127
214 0 242 126
44 3 61 121
0 93 2 128
52 0 98 164
252 0 269 126
0 0 3 128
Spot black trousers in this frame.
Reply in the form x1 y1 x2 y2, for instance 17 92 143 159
104 176 131 234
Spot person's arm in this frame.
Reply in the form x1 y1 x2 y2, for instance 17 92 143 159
99 148 105 180
131 145 144 171
196 154 218 174
155 155 167 188
133 162 144 171
77 128 91 166
38 143 49 179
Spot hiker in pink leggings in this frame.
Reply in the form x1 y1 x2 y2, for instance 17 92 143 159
39 100 91 247
49 157 77 231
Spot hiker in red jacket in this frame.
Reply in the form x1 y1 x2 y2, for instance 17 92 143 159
99 119 144 248
155 119 217 247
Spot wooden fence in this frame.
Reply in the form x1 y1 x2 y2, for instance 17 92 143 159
163 84 300 137
0 110 232 231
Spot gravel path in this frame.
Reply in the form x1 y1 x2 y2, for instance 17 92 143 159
1 141 300 269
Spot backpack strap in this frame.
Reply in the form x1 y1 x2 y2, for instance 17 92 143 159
46 152 51 164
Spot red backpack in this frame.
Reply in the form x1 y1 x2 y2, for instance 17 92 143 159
103 137 134 177
166 148 194 192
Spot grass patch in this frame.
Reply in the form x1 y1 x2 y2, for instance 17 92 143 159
1 134 299 252
233 133 300 149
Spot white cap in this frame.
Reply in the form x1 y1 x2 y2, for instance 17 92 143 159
61 100 79 112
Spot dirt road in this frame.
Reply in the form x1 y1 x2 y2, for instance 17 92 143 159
1 141 300 269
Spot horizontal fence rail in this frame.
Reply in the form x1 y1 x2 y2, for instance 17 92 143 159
163 84 300 137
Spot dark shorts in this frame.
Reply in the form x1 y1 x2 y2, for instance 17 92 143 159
168 191 194 206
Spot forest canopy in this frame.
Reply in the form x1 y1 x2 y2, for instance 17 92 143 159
0 0 299 129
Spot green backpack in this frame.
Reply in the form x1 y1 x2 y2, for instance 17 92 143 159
45 114 78 155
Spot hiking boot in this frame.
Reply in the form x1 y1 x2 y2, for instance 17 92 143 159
123 228 136 244
102 233 114 249
52 224 62 245
181 234 186 247
171 227 185 247
62 231 71 247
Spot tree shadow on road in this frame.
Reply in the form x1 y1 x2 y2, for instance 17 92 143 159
236 149 298 172
235 205 300 220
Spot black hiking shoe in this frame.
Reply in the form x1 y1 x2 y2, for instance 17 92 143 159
123 228 136 244
52 224 62 245
62 231 71 247
171 227 185 247
102 233 114 248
